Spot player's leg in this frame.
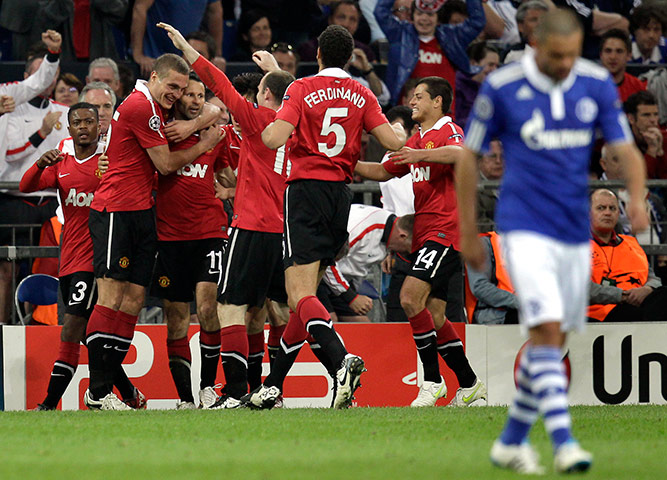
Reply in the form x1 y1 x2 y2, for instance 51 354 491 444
196 281 222 408
216 302 248 407
246 305 268 391
164 299 195 408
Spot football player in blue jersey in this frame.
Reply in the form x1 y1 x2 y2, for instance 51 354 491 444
453 8 648 475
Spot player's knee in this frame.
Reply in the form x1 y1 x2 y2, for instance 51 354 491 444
197 301 219 331
166 319 189 340
400 291 422 318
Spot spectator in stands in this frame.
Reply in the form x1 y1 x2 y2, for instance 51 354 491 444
231 9 273 61
455 41 499 126
465 231 518 324
629 4 667 65
624 91 667 179
186 31 226 72
0 0 42 60
270 42 299 78
485 0 520 46
347 47 391 106
116 63 136 100
131 0 223 77
599 28 647 103
477 139 503 232
38 0 129 61
599 144 666 246
52 73 83 107
375 0 485 106
391 0 412 21
442 0 504 40
86 58 123 105
588 188 667 322
300 1 376 62
79 82 116 142
502 0 548 64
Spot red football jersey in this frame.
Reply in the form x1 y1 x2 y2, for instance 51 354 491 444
383 116 463 252
275 68 388 183
192 55 290 233
410 38 457 115
156 131 229 241
617 72 646 103
91 81 168 212
20 140 104 276
218 124 242 172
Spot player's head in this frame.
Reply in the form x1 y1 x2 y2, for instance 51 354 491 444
533 8 583 82
317 25 354 69
270 42 300 77
232 72 263 103
479 139 504 180
630 4 665 57
599 29 632 77
80 82 116 135
149 53 190 109
388 214 414 253
176 73 206 120
257 70 295 109
386 105 418 137
205 92 230 125
590 188 620 234
410 76 453 123
624 90 659 135
515 0 549 43
68 102 99 147
599 144 624 180
186 31 216 60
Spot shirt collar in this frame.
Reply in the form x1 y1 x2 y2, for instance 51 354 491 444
632 41 662 63
134 79 154 101
522 50 577 94
591 229 621 246
419 115 452 138
316 68 351 79
382 214 398 245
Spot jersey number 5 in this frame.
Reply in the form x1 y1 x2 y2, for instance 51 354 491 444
318 107 348 158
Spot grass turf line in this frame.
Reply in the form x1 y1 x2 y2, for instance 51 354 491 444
0 405 664 479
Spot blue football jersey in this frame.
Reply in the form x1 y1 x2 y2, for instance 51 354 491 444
465 52 632 243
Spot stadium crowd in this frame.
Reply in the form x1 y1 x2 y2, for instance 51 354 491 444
0 0 665 416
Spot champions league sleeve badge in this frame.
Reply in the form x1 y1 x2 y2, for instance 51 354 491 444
148 115 162 132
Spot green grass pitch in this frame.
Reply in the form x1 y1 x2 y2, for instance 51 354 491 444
1 405 664 479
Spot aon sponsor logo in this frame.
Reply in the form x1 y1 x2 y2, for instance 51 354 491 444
418 49 442 64
521 109 592 150
177 163 208 178
65 188 93 207
410 165 430 182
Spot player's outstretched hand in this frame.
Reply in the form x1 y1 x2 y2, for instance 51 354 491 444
349 294 373 315
461 234 487 271
628 201 650 234
36 149 64 168
0 95 15 114
97 154 109 174
156 23 189 52
41 30 62 52
389 147 427 165
252 51 280 73
200 125 225 149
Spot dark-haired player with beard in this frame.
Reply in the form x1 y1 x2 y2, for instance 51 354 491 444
20 103 144 410
249 24 405 409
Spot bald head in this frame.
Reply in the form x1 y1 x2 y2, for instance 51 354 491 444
534 8 583 44
591 188 620 236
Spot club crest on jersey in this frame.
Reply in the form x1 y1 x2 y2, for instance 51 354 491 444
95 168 102 179
575 97 598 123
119 257 130 268
148 115 161 132
158 276 170 288
473 94 493 120
425 141 435 149
54 121 62 130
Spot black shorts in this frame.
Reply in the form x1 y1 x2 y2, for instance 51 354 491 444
59 271 97 318
407 241 462 301
89 208 157 287
151 238 226 302
218 228 287 308
316 282 358 317
283 180 352 268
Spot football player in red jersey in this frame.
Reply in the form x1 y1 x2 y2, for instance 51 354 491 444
20 103 145 410
84 54 223 410
355 77 487 407
251 24 405 409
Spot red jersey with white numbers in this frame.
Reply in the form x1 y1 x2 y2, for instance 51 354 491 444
218 124 242 172
19 140 104 276
410 37 457 114
383 116 463 252
276 68 388 183
156 131 229 241
192 55 289 233
91 81 168 212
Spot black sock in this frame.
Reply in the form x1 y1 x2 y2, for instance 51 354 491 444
113 366 136 400
84 337 110 399
414 331 441 383
439 344 476 388
247 352 264 391
306 321 346 368
169 356 194 403
309 342 337 377
264 339 304 391
42 361 75 409
199 329 221 390
220 354 248 399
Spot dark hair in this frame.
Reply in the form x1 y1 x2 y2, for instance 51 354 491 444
318 25 354 69
467 41 499 63
153 53 190 79
600 28 632 53
416 76 453 114
630 4 666 33
68 102 99 123
439 0 467 24
262 70 295 102
56 73 84 93
329 0 361 19
25 42 49 73
624 90 658 116
205 88 216 102
117 63 135 100
232 72 263 102
386 105 417 134
238 9 270 41
189 71 203 84
186 31 217 60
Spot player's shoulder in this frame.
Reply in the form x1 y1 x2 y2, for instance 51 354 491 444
573 58 610 82
486 62 526 90
58 137 75 155
50 99 70 112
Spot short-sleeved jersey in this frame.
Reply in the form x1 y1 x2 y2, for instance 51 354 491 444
276 68 388 183
218 124 242 172
384 116 462 252
20 140 104 276
156 130 229 241
91 80 168 212
192 55 290 233
465 53 632 243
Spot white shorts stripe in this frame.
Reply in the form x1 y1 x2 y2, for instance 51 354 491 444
106 212 114 269
220 228 239 294
430 247 448 279
284 185 292 258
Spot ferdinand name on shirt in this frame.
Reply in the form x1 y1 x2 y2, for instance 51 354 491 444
303 87 366 109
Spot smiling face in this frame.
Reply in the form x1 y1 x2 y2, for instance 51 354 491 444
409 83 441 124
68 108 99 147
246 17 272 50
176 80 205 120
413 9 438 36
54 79 80 106
149 69 189 110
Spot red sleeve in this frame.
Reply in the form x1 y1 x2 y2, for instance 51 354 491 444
19 162 57 193
133 99 169 150
363 95 389 133
191 55 249 120
382 157 410 178
444 121 465 146
274 80 303 127
214 142 230 171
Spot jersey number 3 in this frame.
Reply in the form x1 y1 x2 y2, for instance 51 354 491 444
318 107 348 158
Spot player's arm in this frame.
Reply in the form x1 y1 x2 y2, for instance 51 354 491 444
606 141 649 233
216 166 236 187
148 125 223 175
354 161 395 181
390 145 462 165
205 1 224 58
261 119 295 150
252 51 280 73
131 0 157 77
455 146 486 270
369 122 406 152
19 149 62 193
164 102 221 142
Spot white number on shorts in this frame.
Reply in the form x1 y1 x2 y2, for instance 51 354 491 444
206 250 222 274
318 107 348 157
273 144 291 175
415 248 437 270
71 281 87 302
